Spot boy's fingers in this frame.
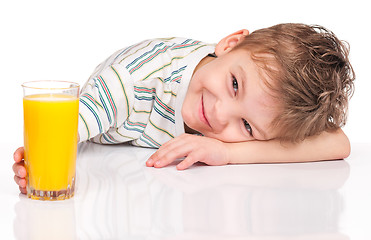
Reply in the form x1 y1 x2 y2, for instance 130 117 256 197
19 186 27 194
146 158 154 167
13 147 24 163
151 144 191 168
176 154 198 170
147 134 203 168
147 143 179 167
151 151 178 168
14 175 27 188
12 162 26 177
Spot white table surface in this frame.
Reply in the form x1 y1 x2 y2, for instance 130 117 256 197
1 141 371 239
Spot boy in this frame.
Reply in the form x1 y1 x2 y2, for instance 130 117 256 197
13 23 354 194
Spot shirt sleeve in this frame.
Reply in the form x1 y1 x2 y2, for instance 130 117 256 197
78 63 134 143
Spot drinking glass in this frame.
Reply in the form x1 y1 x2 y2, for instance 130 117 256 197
22 80 79 200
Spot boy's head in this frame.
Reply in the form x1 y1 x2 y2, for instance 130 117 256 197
182 23 355 142
234 23 355 141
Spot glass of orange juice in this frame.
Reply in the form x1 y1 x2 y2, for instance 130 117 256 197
22 80 80 200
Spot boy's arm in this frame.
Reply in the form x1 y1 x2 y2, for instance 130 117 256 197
147 128 350 170
228 128 350 164
78 63 134 143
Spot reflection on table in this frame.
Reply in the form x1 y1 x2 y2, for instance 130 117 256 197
14 141 350 239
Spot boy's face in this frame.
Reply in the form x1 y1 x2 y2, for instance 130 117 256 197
182 49 280 142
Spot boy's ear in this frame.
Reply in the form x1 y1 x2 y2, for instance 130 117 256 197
214 29 249 57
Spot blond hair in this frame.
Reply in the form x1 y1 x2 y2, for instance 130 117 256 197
235 23 355 141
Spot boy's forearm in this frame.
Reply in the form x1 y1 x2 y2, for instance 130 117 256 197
227 128 350 164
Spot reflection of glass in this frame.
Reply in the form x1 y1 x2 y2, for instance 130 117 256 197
14 195 77 240
22 81 79 200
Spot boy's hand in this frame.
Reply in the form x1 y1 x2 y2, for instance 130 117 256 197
146 134 230 170
12 147 27 194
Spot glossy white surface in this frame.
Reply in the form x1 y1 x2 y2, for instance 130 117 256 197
1 142 371 239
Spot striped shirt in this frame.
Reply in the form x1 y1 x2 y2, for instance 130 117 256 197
78 37 215 148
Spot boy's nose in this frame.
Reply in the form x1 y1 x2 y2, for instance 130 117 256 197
213 101 236 131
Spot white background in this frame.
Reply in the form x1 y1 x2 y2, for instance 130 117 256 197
0 1 370 168
0 0 370 189
0 0 370 238
1 0 370 147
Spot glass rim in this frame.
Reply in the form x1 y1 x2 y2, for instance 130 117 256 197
22 80 80 90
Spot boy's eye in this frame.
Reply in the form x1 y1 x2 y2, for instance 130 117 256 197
243 119 253 135
232 76 238 95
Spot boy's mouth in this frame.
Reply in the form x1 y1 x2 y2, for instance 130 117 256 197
199 95 211 128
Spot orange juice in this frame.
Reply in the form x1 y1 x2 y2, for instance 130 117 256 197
23 93 79 200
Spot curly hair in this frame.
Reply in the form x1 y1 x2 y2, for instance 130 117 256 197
234 23 355 142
